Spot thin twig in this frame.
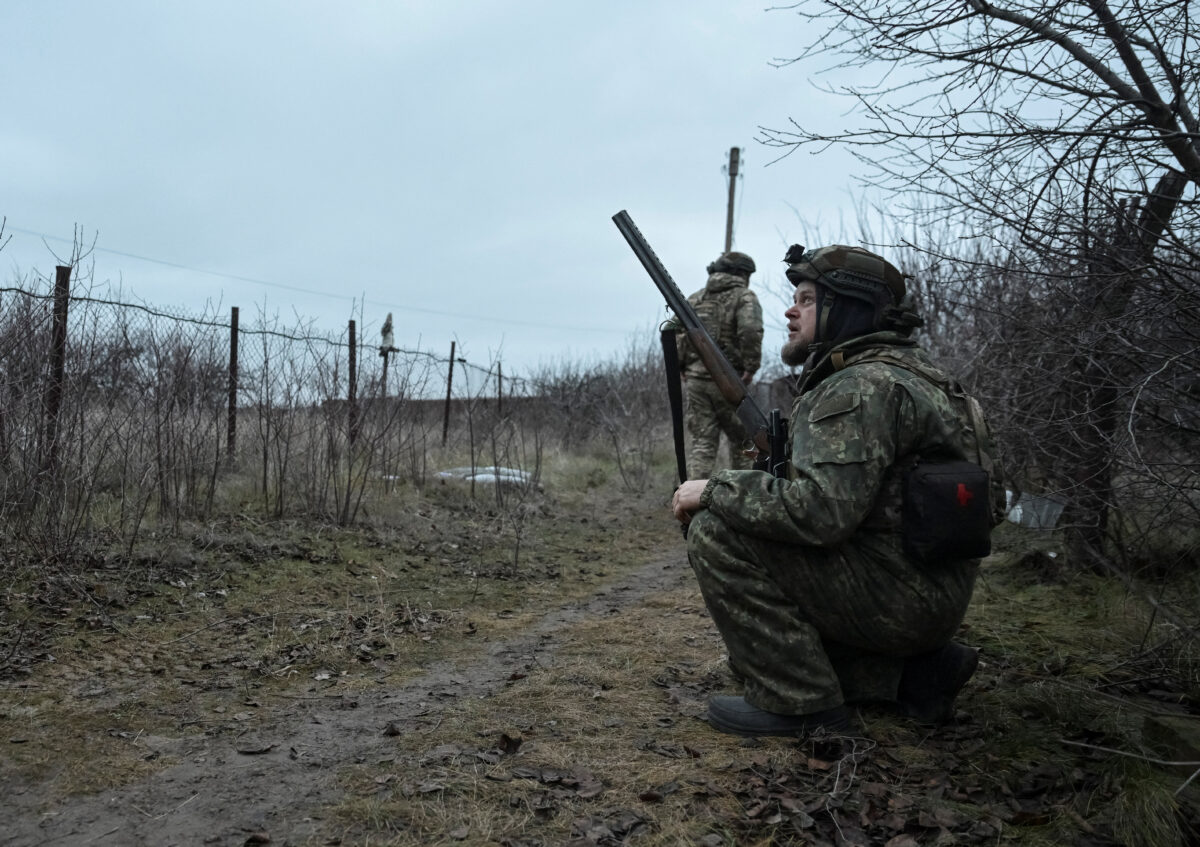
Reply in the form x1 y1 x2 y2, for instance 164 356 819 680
1176 767 1200 796
1059 737 1200 767
1007 670 1192 717
1 622 27 664
159 614 271 646
131 792 198 820
1060 805 1097 833
82 825 122 843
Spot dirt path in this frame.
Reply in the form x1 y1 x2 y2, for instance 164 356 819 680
2 551 689 847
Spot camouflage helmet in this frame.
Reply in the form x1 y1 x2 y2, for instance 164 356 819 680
784 244 905 305
707 251 756 278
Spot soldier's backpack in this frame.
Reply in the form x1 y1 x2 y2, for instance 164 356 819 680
679 286 754 374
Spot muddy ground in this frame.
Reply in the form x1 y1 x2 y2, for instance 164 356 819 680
2 485 1199 846
3 551 687 846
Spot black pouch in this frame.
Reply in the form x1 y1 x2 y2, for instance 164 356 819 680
903 459 993 564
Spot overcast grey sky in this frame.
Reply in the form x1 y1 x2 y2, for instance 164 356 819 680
3 1 865 377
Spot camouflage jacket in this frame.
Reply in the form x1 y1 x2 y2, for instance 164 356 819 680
699 332 1002 548
676 272 763 379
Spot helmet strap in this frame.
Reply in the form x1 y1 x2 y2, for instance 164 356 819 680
815 288 836 346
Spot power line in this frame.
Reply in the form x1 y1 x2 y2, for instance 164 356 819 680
5 225 631 336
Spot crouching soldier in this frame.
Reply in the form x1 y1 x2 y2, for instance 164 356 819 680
671 244 1004 736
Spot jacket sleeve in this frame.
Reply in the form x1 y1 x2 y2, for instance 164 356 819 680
735 290 763 376
700 370 908 546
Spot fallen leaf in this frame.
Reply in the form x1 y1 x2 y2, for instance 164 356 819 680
1010 810 1051 826
570 767 604 799
421 743 468 763
922 805 965 828
236 741 276 755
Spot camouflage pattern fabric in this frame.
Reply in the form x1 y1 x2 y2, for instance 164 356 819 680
676 271 763 476
686 378 754 478
676 272 763 378
687 332 990 713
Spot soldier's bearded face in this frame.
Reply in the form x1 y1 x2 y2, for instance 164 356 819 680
782 282 817 366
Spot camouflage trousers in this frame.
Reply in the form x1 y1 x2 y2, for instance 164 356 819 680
685 378 753 478
686 508 978 714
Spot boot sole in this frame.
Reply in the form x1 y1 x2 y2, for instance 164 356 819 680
707 697 850 737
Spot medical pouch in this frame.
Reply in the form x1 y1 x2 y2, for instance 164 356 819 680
903 459 992 564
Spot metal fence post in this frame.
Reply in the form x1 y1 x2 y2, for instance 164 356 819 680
227 306 239 466
442 340 455 446
348 319 359 445
39 265 71 476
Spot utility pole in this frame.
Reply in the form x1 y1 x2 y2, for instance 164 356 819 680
724 146 740 252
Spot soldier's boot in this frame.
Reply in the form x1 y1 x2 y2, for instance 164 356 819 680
895 642 979 724
706 696 850 738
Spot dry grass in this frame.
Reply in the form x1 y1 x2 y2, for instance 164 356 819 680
0 475 676 805
4 471 1200 845
324 579 771 846
316 528 1200 847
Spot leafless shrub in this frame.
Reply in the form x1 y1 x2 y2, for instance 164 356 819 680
488 415 544 573
521 337 668 494
0 258 676 582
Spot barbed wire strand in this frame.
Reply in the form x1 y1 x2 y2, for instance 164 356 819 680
0 284 532 388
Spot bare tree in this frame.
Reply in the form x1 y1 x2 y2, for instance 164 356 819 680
762 0 1200 571
763 0 1200 236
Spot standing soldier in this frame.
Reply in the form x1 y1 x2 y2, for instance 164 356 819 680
676 251 763 478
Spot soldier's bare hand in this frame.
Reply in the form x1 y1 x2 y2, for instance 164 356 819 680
671 479 708 524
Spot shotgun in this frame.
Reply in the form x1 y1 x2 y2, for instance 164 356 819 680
612 210 788 479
